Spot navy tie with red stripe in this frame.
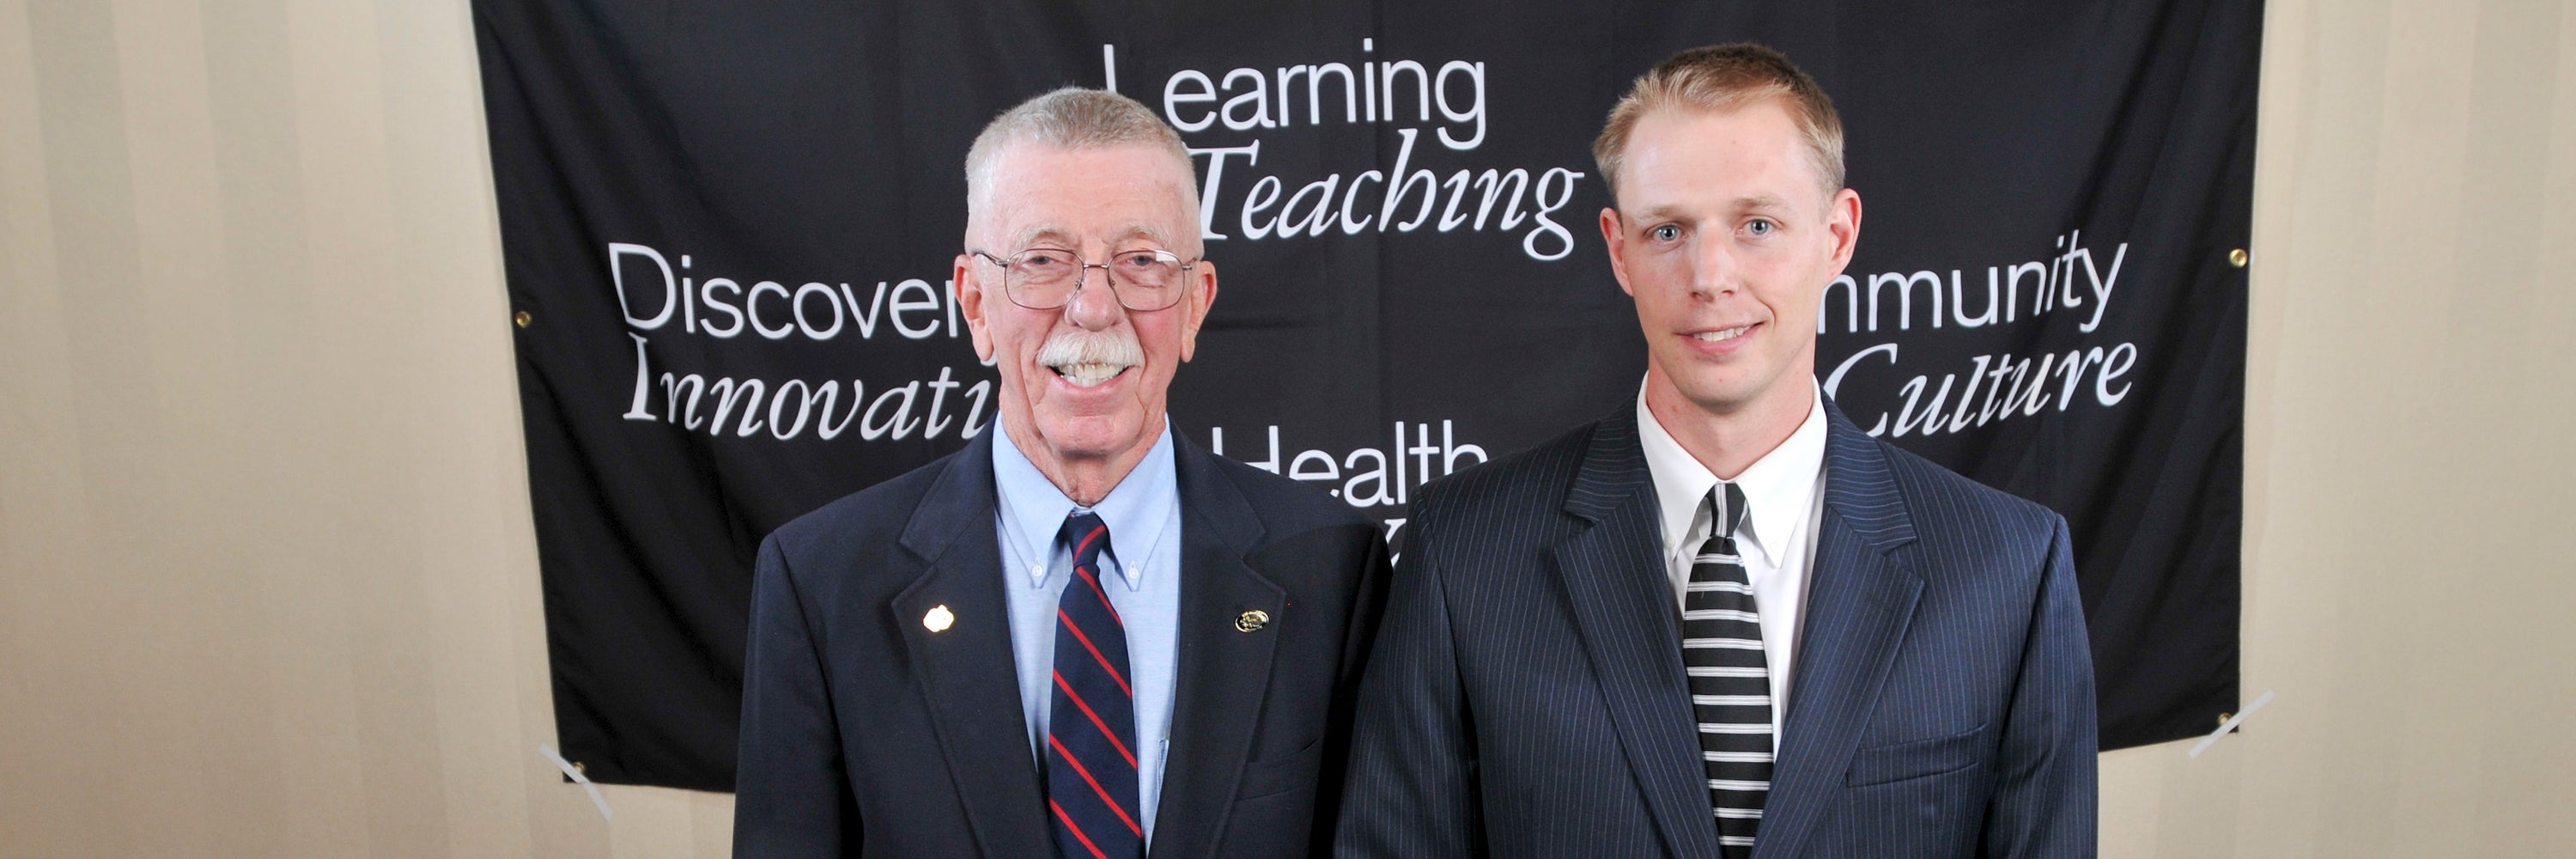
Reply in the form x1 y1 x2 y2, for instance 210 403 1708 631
1046 512 1144 859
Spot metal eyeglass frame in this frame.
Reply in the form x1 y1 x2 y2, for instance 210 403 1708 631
969 247 1200 312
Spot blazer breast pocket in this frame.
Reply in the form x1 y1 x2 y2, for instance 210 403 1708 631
1234 734 1325 801
1844 722 1988 787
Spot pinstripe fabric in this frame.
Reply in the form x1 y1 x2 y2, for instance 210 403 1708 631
1336 399 2097 859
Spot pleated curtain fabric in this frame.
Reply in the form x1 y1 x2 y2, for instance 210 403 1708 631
1680 483 1772 858
1046 513 1145 859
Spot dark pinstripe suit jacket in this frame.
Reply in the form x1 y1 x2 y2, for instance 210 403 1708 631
735 429 1392 858
1338 399 2096 858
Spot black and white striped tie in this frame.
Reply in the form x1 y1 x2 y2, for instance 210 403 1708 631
1682 482 1770 858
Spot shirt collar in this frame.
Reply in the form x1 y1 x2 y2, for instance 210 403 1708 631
1635 379 1828 567
990 421 1179 590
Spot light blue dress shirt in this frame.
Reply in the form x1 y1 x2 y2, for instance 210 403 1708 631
992 422 1182 845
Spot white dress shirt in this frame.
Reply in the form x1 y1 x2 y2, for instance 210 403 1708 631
1635 380 1829 743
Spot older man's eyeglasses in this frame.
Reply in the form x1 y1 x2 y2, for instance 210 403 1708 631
971 247 1198 312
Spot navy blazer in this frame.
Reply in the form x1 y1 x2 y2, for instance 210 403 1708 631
1337 400 2096 858
736 428 1392 858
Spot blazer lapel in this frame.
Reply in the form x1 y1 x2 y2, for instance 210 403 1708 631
1553 408 1728 859
890 430 1054 859
1748 400 1925 859
1147 435 1283 859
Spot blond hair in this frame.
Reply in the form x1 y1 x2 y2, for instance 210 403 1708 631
1592 43 1845 204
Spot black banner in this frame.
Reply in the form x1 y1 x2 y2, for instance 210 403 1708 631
473 0 2254 790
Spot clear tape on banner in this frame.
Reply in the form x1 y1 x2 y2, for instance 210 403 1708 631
2187 690 2275 759
540 743 615 821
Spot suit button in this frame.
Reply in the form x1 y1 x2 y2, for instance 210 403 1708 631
1234 609 1271 633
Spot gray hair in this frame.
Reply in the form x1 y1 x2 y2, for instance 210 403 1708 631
963 87 1199 234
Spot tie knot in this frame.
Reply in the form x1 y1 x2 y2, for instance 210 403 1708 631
1059 511 1113 571
1710 483 1748 540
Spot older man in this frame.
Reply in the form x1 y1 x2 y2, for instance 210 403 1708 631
1339 44 2096 858
735 88 1389 859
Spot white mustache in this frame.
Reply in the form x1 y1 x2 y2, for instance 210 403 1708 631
1036 327 1143 385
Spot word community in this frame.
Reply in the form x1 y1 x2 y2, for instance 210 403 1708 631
1823 232 2129 336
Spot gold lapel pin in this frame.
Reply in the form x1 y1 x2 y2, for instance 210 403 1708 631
1234 609 1271 633
923 605 955 632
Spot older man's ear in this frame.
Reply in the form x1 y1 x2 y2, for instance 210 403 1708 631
954 253 998 362
1178 259 1215 363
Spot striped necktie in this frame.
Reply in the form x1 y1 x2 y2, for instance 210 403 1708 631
1046 513 1144 859
1682 482 1771 858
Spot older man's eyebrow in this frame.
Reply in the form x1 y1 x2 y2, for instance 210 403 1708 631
999 224 1190 253
1121 223 1181 249
1005 225 1074 250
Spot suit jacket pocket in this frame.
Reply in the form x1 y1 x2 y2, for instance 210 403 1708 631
1234 734 1325 801
1844 722 1988 787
